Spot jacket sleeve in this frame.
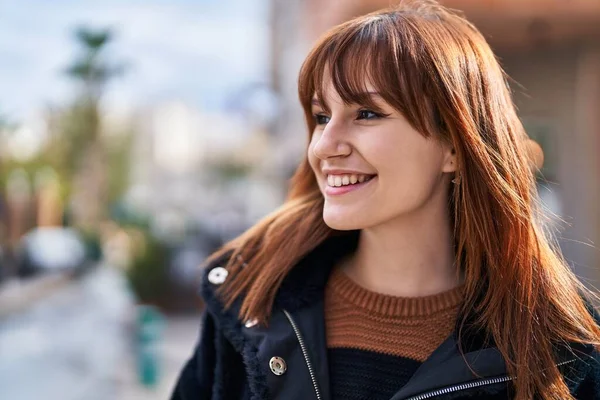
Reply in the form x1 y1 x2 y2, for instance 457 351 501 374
170 310 216 400
574 303 600 399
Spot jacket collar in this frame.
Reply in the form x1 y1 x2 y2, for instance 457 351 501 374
273 231 360 312
201 231 597 363
271 231 495 350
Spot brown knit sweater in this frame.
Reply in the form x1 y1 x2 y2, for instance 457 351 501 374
325 267 464 399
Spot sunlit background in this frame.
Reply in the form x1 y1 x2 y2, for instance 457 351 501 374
0 0 599 399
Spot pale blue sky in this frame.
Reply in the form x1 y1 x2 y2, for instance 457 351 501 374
0 0 269 122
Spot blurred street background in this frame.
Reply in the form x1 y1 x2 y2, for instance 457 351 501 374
0 0 599 399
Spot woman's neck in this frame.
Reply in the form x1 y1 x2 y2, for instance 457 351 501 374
342 207 462 298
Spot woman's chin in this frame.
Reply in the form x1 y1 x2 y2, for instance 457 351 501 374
323 209 365 230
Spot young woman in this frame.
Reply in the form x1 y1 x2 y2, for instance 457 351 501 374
172 1 600 399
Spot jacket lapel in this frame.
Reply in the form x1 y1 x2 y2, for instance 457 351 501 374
200 264 270 400
277 298 332 400
200 234 357 400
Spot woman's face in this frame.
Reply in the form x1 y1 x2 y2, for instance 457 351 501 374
308 79 457 230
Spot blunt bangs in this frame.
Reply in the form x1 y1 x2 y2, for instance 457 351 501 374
298 12 437 136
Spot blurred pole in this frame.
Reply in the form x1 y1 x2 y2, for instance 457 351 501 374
269 0 281 97
35 167 63 227
5 169 33 275
6 170 32 242
137 305 165 387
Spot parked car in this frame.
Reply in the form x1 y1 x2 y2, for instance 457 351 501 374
16 227 88 278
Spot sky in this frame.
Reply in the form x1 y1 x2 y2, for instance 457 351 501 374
0 0 269 123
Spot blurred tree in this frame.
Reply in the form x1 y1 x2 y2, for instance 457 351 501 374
0 31 134 275
64 27 126 232
0 111 11 258
67 29 119 100
126 230 171 306
105 128 134 204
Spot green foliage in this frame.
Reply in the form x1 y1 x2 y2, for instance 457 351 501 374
126 232 171 305
64 25 129 230
51 102 98 177
75 27 112 50
209 161 252 181
40 103 134 205
79 228 103 262
66 27 125 100
106 130 134 204
109 202 151 230
0 26 133 234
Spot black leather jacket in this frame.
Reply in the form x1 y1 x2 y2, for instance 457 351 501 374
172 234 600 400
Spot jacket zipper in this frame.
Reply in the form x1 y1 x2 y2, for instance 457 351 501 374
403 359 576 400
404 375 513 400
283 309 323 400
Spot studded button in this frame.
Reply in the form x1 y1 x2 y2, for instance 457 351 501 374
244 319 258 328
269 356 287 376
207 267 228 285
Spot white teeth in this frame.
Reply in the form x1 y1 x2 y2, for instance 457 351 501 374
326 173 373 187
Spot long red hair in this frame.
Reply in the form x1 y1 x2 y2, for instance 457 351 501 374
210 1 600 399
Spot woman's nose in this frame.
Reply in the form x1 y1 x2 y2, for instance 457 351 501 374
311 122 352 160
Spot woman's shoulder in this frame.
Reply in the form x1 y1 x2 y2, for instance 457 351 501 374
559 301 600 397
563 340 600 398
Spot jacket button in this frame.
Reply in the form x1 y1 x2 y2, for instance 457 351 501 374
208 267 228 285
269 356 287 376
244 319 258 328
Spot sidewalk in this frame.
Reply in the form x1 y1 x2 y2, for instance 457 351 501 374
117 315 201 400
0 265 135 400
0 273 71 317
0 265 202 400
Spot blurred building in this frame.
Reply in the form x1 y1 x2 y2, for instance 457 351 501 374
270 0 600 286
126 101 284 240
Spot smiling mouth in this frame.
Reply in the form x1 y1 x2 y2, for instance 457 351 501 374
326 173 376 187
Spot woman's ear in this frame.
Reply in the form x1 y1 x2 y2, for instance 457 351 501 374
441 145 458 173
525 139 544 171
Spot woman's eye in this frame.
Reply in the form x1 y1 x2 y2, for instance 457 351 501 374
356 110 381 120
313 114 330 125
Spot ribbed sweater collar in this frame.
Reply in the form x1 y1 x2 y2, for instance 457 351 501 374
328 267 465 318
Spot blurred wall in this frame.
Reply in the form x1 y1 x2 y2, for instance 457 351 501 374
501 44 600 286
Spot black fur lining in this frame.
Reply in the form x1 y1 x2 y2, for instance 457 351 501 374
201 268 269 400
